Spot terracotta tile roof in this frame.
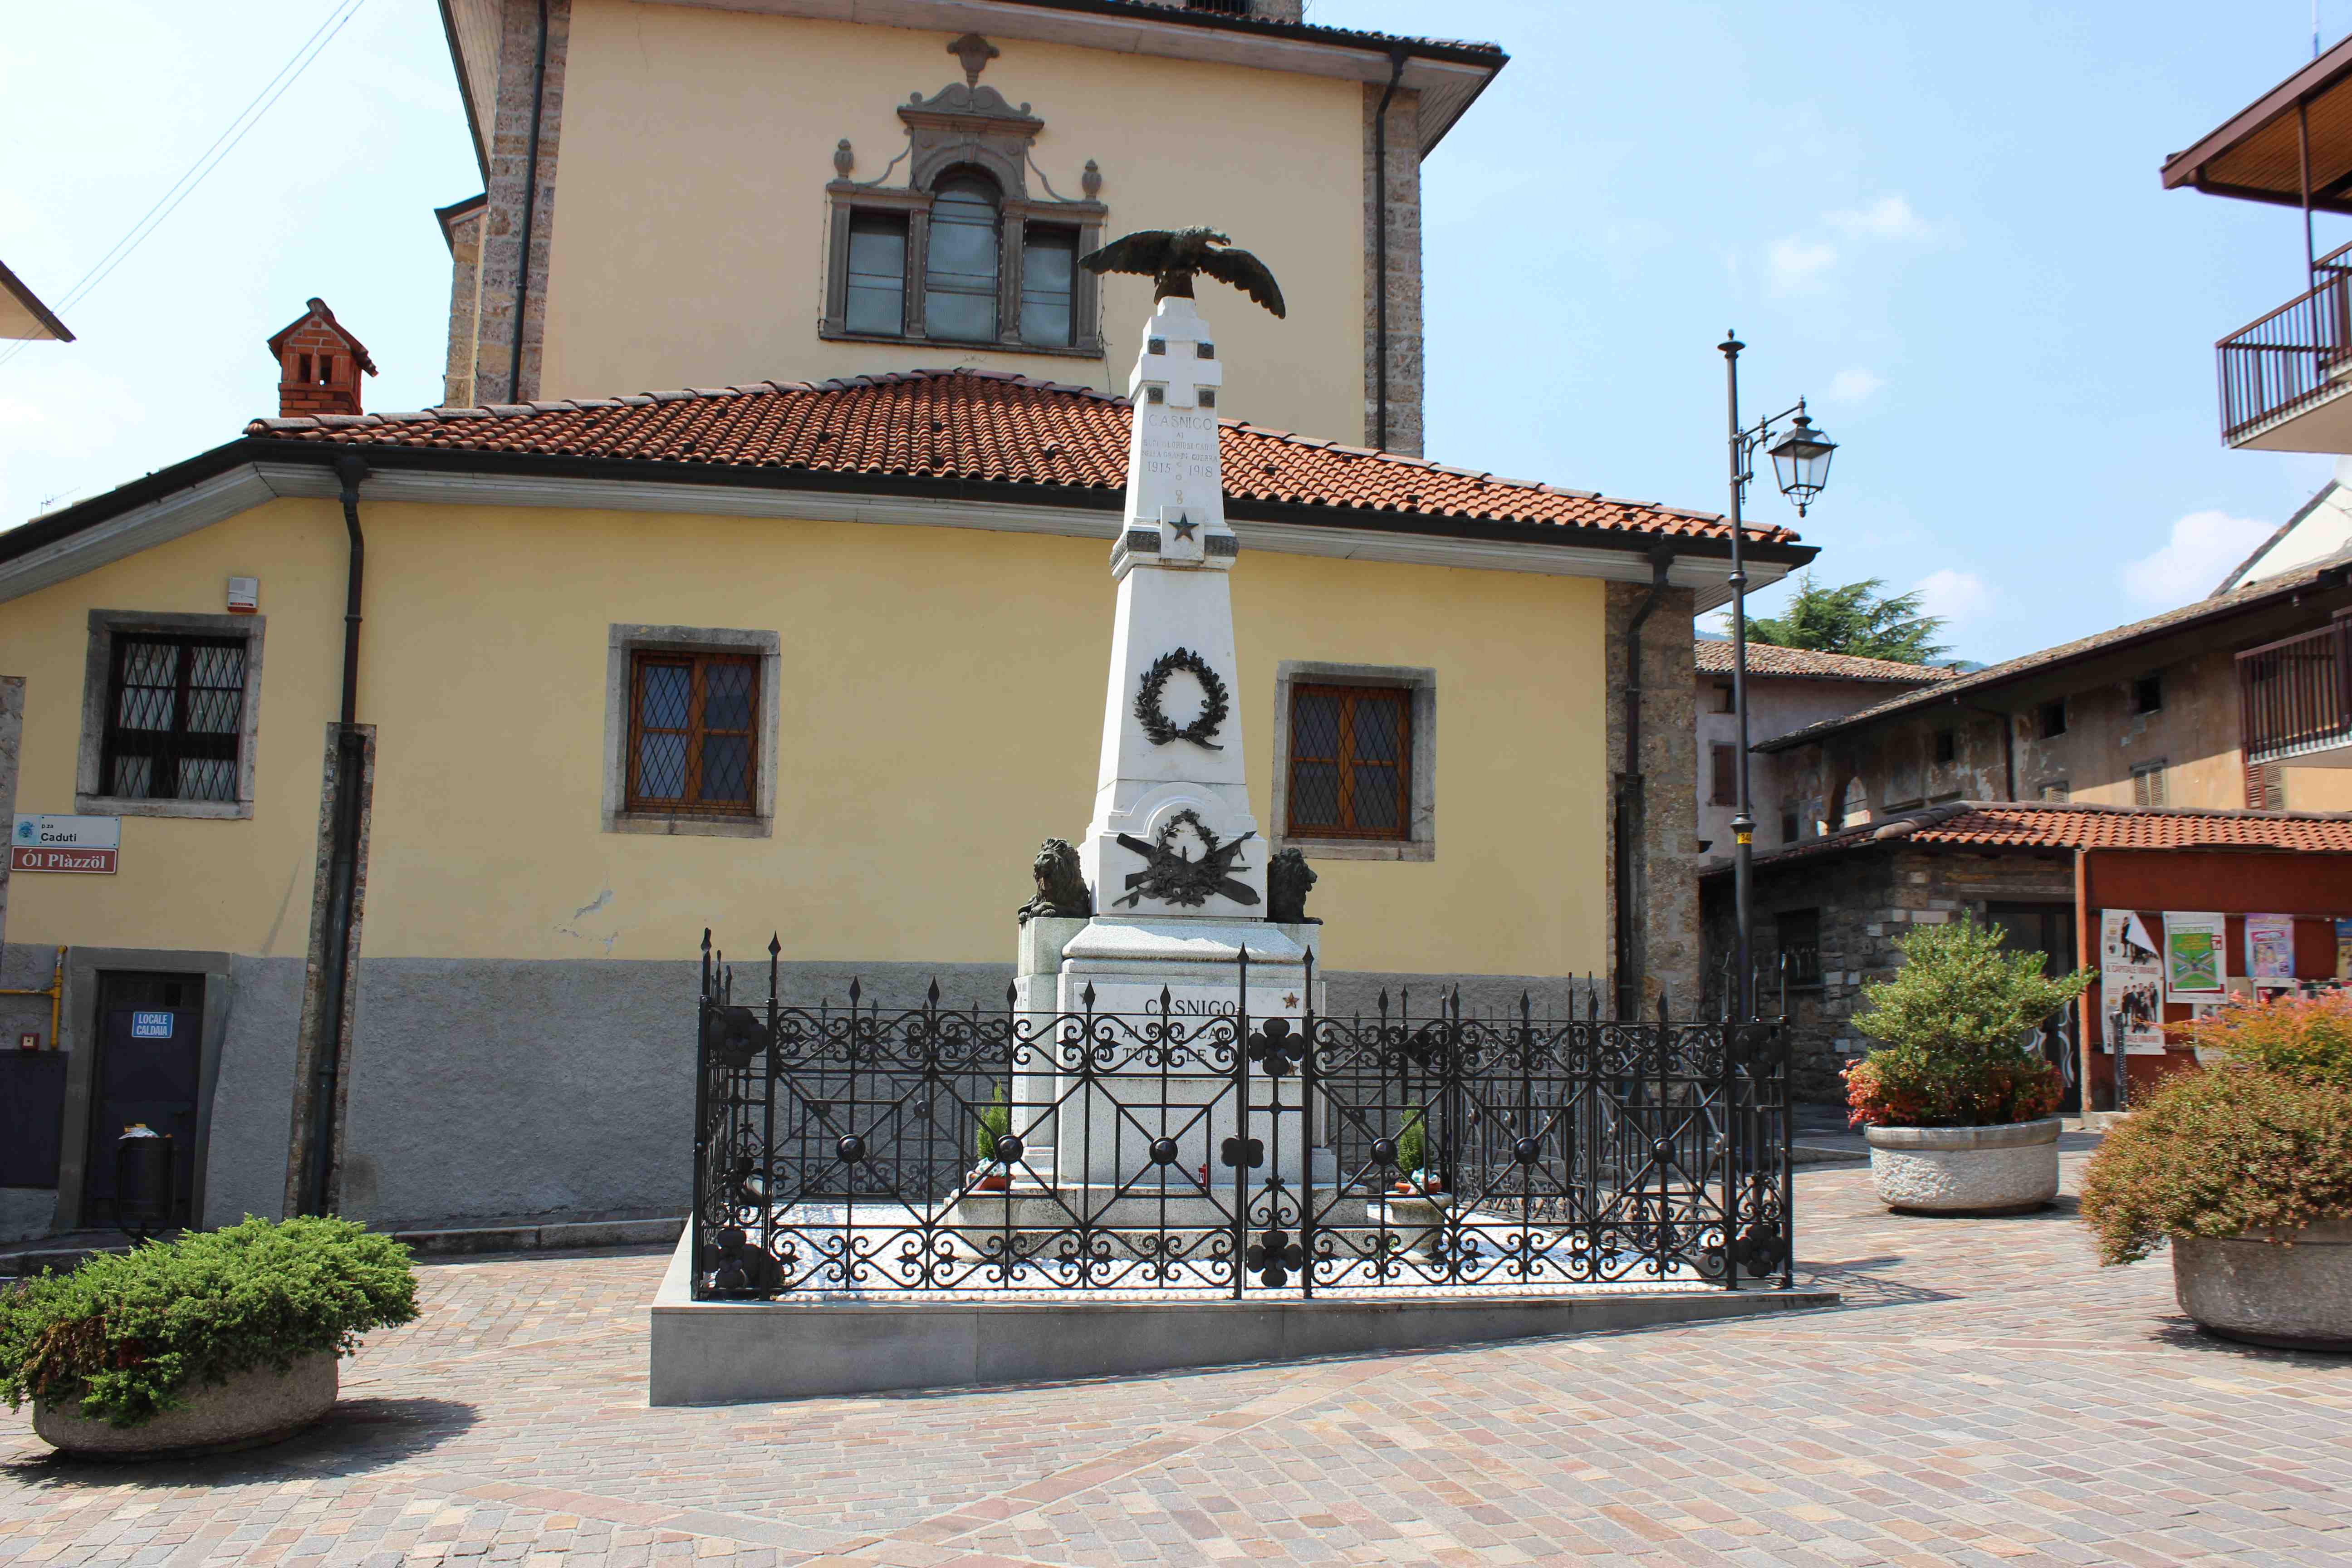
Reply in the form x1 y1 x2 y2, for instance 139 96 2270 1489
1755 547 2352 753
1693 641 1960 683
1707 801 2352 877
241 369 1794 546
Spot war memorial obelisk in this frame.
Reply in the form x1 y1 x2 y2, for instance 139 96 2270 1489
1012 230 1318 1202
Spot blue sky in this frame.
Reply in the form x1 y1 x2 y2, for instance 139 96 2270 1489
2 1 2344 664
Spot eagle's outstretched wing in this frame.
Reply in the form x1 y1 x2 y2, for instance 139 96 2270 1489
1197 245 1285 319
1080 230 1176 278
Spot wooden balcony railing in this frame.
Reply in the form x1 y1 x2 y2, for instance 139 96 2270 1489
2238 619 2352 767
2218 242 2352 442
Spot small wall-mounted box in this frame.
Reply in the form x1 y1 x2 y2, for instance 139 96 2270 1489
16 1032 39 1052
226 576 260 613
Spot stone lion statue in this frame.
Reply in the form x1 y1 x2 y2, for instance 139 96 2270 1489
1017 838 1093 925
1266 848 1317 924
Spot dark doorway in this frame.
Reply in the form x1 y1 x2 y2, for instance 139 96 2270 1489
80 973 205 1229
1988 902 2082 1114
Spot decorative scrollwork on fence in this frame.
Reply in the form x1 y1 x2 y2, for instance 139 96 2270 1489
690 934 1794 1303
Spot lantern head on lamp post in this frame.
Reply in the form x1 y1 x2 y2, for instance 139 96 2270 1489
1766 409 1836 516
1716 338 1838 1025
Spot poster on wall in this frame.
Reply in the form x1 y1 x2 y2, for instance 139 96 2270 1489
2247 914 2297 985
2100 910 2167 1055
2165 911 2228 1002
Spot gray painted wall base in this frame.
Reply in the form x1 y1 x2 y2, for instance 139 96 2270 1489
18 954 1624 1243
0 1188 56 1245
646 1235 1837 1405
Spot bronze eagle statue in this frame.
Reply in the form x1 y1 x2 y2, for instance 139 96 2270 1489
1079 228 1285 319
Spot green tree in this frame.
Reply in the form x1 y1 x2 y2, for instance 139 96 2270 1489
1745 574 1950 664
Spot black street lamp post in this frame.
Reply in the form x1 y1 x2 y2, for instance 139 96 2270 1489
1718 332 1836 1021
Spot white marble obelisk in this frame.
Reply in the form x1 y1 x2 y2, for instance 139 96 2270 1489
1076 294 1267 917
1020 291 1315 1203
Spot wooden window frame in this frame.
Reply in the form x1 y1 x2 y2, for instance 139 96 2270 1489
1708 742 1738 807
819 189 1106 358
96 632 250 807
624 650 761 817
1284 682 1412 843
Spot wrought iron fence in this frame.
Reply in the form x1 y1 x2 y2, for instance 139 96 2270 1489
2217 247 2352 442
691 933 1794 1302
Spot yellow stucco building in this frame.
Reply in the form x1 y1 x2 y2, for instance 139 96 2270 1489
0 0 1812 1241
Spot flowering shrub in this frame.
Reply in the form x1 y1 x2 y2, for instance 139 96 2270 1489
2171 991 2352 1085
1842 917 2088 1128
1845 1044 2063 1129
2080 992 2352 1265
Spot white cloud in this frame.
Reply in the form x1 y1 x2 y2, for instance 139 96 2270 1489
1767 236 1839 294
1915 568 1992 625
1826 368 1884 405
1765 193 1937 297
2122 510 2275 606
1828 194 1931 243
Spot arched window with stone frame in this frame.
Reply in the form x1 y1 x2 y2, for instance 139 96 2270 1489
819 72 1107 356
923 169 1004 343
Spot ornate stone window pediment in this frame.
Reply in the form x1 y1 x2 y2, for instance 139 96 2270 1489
821 38 1107 358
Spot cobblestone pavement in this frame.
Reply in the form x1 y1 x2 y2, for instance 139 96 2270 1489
7 1140 2351 1567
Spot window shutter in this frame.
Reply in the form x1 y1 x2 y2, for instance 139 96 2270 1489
1710 744 1738 807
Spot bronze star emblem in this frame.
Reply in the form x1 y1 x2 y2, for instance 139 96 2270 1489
1284 993 1300 1009
1169 514 1198 542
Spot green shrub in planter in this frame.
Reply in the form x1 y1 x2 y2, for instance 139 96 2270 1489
1843 917 2088 1128
2081 994 2352 1265
975 1084 1012 1165
0 1215 418 1429
1395 1108 1427 1185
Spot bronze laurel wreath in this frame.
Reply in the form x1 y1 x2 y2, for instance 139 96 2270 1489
1134 647 1230 750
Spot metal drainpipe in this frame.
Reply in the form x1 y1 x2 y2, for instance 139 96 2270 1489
506 0 550 402
1613 548 1674 1020
303 454 368 1216
1371 48 1407 450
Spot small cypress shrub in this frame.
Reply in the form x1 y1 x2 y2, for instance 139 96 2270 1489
1395 1108 1426 1182
0 1215 418 1429
975 1084 1012 1165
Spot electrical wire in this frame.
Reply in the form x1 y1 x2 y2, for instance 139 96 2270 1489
0 0 368 372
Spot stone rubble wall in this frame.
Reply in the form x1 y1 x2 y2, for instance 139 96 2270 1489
1362 83 1423 456
1700 845 2075 1101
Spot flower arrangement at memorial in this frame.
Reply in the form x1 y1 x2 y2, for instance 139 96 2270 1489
0 1215 417 1428
2080 992 2352 1265
1843 918 2088 1129
1391 1108 1443 1195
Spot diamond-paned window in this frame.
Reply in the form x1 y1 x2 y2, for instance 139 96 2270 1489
628 652 759 814
99 635 248 803
1285 684 1410 841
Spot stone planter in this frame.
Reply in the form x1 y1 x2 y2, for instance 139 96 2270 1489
1864 1118 2062 1215
2174 1220 2352 1351
32 1354 337 1460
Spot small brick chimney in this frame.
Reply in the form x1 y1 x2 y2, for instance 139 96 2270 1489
268 297 377 418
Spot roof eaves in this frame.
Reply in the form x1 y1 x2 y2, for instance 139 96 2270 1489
2161 33 2352 199
1754 552 2352 754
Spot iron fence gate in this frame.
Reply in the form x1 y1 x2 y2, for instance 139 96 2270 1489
692 934 1794 1300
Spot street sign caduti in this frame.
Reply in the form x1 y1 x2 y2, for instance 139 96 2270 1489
10 813 119 874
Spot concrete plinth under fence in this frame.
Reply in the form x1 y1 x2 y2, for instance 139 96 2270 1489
645 1233 1837 1405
